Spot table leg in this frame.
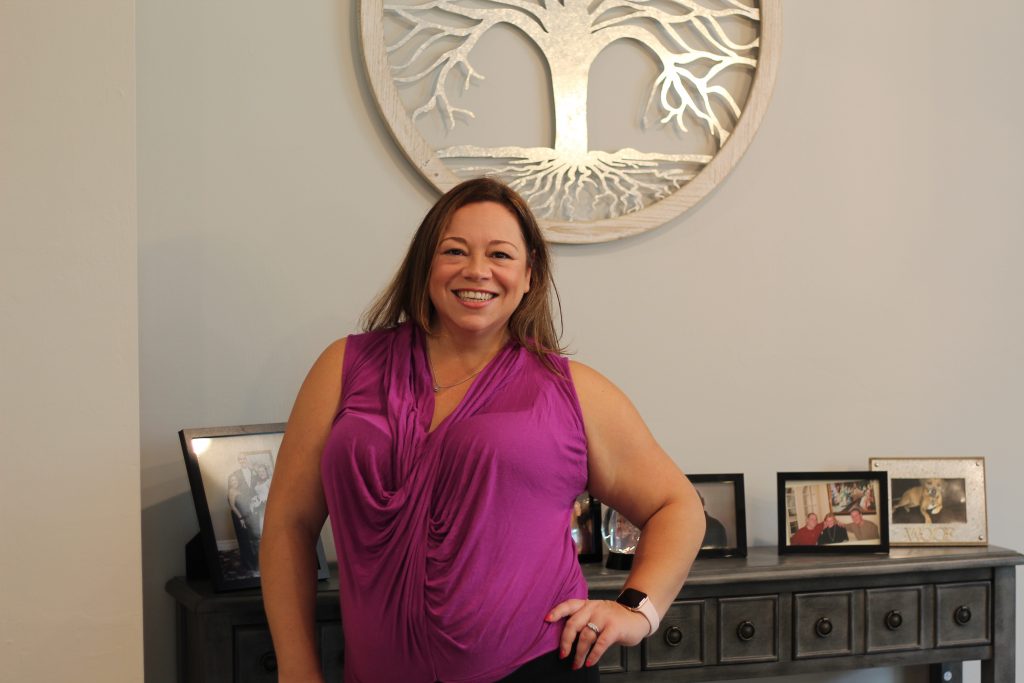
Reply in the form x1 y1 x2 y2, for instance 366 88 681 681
981 565 1016 683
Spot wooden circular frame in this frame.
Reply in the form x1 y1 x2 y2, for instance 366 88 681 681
359 0 782 244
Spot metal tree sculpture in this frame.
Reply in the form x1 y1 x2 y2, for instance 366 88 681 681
382 0 761 223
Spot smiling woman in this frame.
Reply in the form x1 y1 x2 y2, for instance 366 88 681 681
259 177 706 682
427 202 533 352
363 177 560 363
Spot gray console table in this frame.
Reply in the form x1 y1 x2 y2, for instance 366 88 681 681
166 545 1022 682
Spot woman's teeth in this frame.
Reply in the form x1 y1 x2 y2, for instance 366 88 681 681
455 290 496 301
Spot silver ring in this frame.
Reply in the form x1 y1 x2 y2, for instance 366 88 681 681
586 622 601 635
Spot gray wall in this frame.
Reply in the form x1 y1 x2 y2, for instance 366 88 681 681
138 1 1024 681
1 1 144 680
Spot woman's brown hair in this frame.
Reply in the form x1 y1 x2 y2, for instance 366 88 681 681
361 177 564 361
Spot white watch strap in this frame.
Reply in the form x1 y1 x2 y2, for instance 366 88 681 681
635 598 660 637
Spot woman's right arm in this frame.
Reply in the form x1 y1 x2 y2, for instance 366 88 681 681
260 338 347 683
228 491 239 517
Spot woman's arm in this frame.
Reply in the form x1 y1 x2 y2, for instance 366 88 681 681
229 490 243 520
548 361 705 670
260 338 346 683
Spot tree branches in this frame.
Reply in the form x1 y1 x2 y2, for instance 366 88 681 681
385 0 548 128
380 0 762 220
590 0 758 146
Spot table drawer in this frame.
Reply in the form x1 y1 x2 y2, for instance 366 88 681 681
936 581 990 647
718 595 778 664
598 645 627 674
865 586 926 653
234 626 278 682
319 622 345 680
793 590 855 659
642 600 707 669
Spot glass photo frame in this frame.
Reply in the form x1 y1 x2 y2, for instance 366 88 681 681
179 423 330 591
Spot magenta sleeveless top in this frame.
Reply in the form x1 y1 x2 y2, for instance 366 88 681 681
321 323 589 683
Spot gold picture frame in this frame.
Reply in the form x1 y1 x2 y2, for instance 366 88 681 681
869 457 988 547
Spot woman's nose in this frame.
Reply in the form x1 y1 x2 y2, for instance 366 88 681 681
462 254 490 279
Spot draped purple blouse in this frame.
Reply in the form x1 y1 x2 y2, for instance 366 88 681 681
321 323 589 682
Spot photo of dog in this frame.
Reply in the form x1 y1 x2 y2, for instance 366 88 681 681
892 478 944 523
891 477 967 525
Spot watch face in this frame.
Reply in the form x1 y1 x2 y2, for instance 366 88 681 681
617 587 648 609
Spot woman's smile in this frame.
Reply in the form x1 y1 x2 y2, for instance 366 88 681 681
453 289 497 303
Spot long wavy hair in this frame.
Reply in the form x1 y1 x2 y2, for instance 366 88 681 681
361 177 565 362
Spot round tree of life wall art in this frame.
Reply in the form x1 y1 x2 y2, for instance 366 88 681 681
360 0 780 243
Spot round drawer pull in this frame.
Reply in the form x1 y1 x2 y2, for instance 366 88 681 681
664 625 684 646
885 610 903 630
954 605 972 626
259 652 277 673
814 617 833 638
737 620 756 641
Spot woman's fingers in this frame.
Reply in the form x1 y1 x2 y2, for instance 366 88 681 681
570 618 606 670
548 599 652 668
547 598 585 658
546 598 587 624
582 626 615 669
565 602 619 669
553 599 591 658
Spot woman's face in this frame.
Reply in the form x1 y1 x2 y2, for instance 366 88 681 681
228 474 239 489
428 201 531 341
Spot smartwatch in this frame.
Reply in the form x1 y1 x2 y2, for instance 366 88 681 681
616 588 660 636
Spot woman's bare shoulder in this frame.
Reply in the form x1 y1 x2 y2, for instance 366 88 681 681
568 360 626 406
320 337 347 365
286 337 349 425
306 337 347 378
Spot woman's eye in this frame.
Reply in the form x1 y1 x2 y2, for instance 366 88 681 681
491 251 512 260
442 248 465 256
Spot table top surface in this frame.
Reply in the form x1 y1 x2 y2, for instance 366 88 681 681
167 545 1023 608
583 544 1024 592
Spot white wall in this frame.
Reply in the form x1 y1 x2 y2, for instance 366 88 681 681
138 1 1024 682
0 1 144 681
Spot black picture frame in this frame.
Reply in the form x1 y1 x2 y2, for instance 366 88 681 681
777 471 889 555
689 473 747 558
179 423 330 591
571 492 602 563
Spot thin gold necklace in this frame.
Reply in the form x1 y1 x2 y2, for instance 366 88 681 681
426 347 489 393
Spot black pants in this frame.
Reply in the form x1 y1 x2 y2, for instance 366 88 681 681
495 638 601 683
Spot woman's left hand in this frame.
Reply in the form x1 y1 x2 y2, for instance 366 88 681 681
546 598 651 670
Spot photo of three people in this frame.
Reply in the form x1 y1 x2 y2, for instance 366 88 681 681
783 476 885 549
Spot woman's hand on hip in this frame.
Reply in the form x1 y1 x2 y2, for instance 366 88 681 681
546 598 650 670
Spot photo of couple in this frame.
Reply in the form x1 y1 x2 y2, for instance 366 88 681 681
186 431 283 582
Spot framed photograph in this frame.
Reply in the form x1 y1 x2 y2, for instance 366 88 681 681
778 472 889 554
179 423 330 591
570 492 602 563
869 457 988 546
689 474 747 558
